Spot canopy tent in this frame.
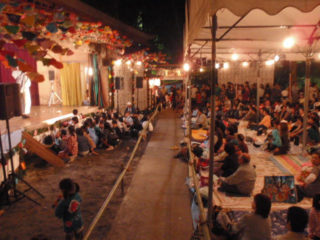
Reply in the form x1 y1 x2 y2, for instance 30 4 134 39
184 1 320 237
185 1 320 61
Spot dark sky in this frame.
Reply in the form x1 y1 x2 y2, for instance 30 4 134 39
81 0 186 64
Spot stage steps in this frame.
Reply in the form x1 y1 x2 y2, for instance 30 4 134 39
22 132 65 167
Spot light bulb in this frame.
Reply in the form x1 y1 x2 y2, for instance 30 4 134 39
114 59 122 66
283 37 295 49
231 53 239 61
242 62 249 67
183 63 190 71
223 62 229 69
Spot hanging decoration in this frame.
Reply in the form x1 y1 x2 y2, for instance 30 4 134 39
0 0 133 82
115 49 167 69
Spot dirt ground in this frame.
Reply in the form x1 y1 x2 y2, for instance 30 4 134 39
0 134 151 240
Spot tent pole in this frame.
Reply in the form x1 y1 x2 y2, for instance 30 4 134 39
302 54 312 149
256 50 262 122
289 64 292 103
187 46 192 138
208 14 217 234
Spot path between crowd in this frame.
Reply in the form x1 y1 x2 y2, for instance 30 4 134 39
107 109 193 240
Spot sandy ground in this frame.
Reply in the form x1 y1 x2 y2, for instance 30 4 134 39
0 133 152 240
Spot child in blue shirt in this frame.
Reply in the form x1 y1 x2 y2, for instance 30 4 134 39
55 178 83 240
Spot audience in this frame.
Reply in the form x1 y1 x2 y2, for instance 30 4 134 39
275 206 308 240
309 194 320 240
232 194 272 239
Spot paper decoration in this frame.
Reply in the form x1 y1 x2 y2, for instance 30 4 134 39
51 44 63 54
6 55 17 67
17 60 34 72
13 39 27 47
46 23 58 33
4 25 19 34
20 14 35 26
22 31 37 41
7 13 21 24
27 72 45 82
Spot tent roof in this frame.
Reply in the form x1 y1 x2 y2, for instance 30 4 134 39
186 0 320 61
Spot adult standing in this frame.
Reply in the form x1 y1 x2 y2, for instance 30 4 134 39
12 68 31 118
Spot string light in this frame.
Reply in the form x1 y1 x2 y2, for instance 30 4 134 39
114 59 122 66
265 60 275 66
88 67 93 76
183 63 190 71
231 53 239 61
283 37 295 49
242 62 249 67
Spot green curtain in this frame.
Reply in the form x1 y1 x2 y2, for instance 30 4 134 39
92 54 104 107
60 62 82 106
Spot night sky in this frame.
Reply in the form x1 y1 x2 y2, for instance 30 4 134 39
81 0 186 64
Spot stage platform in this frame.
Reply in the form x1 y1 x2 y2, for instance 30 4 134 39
0 105 99 134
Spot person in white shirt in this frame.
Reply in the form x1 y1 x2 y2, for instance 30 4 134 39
12 69 32 118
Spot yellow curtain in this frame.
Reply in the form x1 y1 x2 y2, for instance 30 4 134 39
60 63 82 106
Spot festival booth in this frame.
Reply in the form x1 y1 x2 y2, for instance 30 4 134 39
184 0 320 236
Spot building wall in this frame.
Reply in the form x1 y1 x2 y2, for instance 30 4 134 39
218 62 275 86
113 62 147 114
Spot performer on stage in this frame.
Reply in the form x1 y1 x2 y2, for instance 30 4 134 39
12 68 31 118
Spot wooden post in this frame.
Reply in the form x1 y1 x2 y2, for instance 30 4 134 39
208 14 217 232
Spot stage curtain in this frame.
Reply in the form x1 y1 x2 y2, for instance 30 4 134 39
91 54 105 107
0 44 39 105
60 63 82 106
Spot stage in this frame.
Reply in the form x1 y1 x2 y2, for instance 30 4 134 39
0 105 99 134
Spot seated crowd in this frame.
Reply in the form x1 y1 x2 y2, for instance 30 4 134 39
42 102 153 162
184 82 320 238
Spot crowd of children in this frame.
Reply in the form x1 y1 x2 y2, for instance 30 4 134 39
42 104 154 163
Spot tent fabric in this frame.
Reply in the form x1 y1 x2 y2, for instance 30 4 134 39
60 62 83 106
186 0 320 61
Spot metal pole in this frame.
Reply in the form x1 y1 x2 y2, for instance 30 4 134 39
187 47 192 137
256 50 262 122
207 14 217 232
302 55 312 148
289 62 292 103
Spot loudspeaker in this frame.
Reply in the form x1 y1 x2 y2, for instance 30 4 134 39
136 77 143 88
115 77 121 90
48 70 55 81
0 83 22 120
